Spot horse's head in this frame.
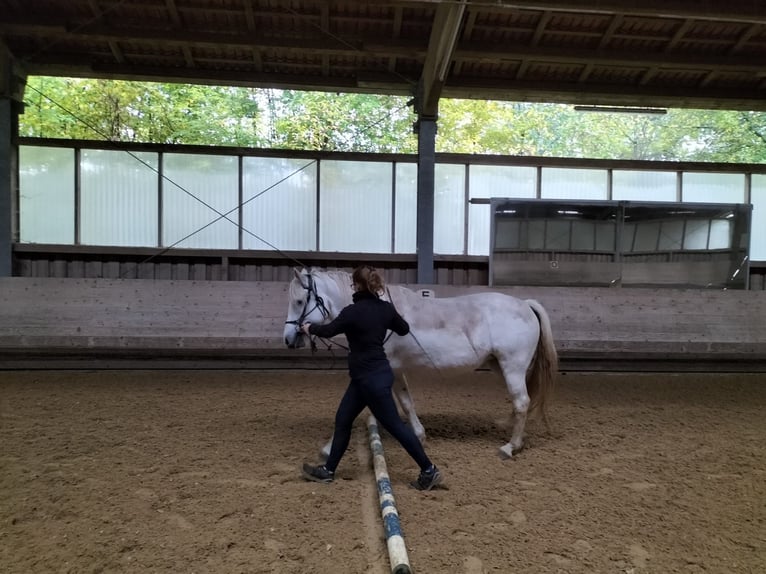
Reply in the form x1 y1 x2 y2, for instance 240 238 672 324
283 268 337 348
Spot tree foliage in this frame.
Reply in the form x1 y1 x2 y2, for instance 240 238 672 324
19 76 766 163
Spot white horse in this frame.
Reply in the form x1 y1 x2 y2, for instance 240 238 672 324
283 268 557 459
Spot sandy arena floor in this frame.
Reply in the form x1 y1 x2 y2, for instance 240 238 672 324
1 369 764 574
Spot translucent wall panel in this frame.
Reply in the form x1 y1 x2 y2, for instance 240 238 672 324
394 163 417 254
468 165 536 255
242 158 317 251
708 219 732 250
683 220 710 249
434 164 465 254
682 172 745 203
541 168 607 200
494 220 520 249
622 222 636 251
320 161 392 253
546 220 570 249
571 220 595 250
527 220 545 249
80 150 158 247
595 222 616 251
633 222 660 251
19 146 75 244
613 170 677 201
163 154 239 249
658 220 684 250
752 175 766 261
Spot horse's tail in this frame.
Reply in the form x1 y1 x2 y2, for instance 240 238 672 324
524 299 558 423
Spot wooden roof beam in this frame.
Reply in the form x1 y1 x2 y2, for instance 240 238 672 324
597 13 623 49
165 0 183 28
388 6 403 73
321 3 330 77
417 0 466 116
730 23 761 55
440 77 766 111
454 44 765 73
452 9 477 76
164 0 194 68
452 0 766 25
242 1 262 72
9 18 761 78
665 19 695 52
87 0 125 64
0 40 27 101
530 11 552 46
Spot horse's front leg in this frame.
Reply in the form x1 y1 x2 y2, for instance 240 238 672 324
393 372 426 444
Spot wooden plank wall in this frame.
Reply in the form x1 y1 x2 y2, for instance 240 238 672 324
1 277 764 369
12 249 489 286
16 247 765 290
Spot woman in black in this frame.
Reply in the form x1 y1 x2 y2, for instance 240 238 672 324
300 265 442 491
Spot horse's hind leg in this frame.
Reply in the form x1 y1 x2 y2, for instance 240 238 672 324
393 372 426 444
319 435 333 461
495 358 530 459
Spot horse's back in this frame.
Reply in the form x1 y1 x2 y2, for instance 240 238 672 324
386 289 540 372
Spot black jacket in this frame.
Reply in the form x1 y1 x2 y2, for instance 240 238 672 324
309 290 409 378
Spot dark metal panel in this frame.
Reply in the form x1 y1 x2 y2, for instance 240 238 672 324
0 99 11 277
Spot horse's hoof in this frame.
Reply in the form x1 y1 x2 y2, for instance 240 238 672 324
498 445 514 459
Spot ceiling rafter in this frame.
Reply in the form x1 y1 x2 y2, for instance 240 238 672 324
87 0 125 64
639 67 660 87
452 9 477 76
530 11 552 46
578 62 594 83
700 70 719 88
730 23 761 54
242 1 262 72
388 6 403 73
418 0 466 115
665 18 695 52
442 1 766 25
4 0 766 111
455 43 764 73
320 3 330 76
164 0 195 68
7 19 761 76
515 59 531 80
597 13 623 50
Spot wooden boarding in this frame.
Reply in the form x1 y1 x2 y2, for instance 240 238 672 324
1 277 764 371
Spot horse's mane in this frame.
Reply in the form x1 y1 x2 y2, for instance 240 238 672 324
291 267 413 301
289 268 352 301
316 268 352 289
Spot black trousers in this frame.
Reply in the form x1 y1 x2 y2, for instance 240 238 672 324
324 368 431 473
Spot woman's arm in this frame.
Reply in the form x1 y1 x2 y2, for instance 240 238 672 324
305 308 350 338
390 308 410 336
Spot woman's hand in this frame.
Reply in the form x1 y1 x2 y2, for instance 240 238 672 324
300 322 312 335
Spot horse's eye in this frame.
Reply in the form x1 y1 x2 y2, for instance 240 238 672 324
295 300 304 306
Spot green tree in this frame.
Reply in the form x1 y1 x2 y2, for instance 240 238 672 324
267 90 415 152
22 78 265 146
19 76 766 163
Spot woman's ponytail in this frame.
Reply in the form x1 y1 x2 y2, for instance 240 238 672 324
352 265 385 296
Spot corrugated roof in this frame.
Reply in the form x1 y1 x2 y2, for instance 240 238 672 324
1 0 764 110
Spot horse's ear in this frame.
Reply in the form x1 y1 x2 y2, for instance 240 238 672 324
293 267 308 288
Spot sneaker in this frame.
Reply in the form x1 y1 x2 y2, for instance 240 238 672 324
302 463 334 484
410 464 442 491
